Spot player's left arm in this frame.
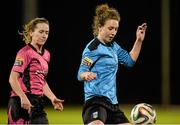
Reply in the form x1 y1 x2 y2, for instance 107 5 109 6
43 82 64 111
130 23 147 61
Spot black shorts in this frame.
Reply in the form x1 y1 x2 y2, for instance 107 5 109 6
82 96 129 124
7 94 48 124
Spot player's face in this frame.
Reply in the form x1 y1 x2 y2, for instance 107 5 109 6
98 19 119 43
30 23 49 46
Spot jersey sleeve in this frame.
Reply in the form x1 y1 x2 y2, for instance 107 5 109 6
114 42 135 67
77 49 99 81
11 49 30 73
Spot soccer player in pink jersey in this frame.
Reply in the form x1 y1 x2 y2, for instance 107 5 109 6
7 17 64 124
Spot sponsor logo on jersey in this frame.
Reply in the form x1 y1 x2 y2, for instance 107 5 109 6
35 70 48 76
14 56 24 66
82 57 93 66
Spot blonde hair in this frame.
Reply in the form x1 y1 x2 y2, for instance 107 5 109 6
92 4 120 37
19 17 49 44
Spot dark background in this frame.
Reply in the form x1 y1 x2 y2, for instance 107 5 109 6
0 0 179 106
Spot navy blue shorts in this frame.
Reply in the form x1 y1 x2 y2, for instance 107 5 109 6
7 94 48 124
82 96 130 124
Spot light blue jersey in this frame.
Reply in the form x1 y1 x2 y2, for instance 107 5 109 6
77 38 135 104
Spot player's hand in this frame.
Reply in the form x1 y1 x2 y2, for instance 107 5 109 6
136 23 147 42
51 97 64 111
80 72 97 81
20 95 33 114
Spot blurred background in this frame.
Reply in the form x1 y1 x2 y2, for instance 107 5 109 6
0 0 179 124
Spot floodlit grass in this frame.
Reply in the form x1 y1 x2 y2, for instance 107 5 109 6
46 105 83 124
1 105 180 124
0 107 8 124
154 105 180 124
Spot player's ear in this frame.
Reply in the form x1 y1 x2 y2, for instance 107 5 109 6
29 30 33 37
98 24 103 32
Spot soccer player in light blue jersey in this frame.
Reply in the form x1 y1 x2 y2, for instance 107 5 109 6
77 3 147 125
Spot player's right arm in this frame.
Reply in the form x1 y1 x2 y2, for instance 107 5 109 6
9 71 32 113
78 40 101 82
77 51 97 82
9 48 33 113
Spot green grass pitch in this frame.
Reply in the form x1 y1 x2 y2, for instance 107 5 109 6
1 105 180 124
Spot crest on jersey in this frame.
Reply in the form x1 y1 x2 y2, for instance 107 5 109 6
14 56 24 66
82 57 93 66
92 111 98 119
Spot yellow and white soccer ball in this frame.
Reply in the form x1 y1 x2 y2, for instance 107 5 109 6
130 103 157 124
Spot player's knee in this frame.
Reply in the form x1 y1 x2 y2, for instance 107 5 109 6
88 119 104 125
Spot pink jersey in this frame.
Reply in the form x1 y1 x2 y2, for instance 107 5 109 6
11 44 50 96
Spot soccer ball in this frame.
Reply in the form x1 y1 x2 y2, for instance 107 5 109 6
130 103 156 124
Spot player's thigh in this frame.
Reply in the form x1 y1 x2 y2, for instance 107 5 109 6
29 102 48 124
7 97 29 123
83 105 107 124
107 109 130 124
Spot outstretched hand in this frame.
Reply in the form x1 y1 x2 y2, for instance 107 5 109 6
51 97 64 111
136 23 147 42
